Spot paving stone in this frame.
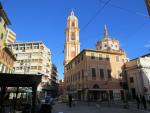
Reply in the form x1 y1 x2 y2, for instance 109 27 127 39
52 101 149 113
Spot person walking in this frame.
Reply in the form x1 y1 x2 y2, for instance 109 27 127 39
68 94 72 108
141 95 147 110
135 95 140 109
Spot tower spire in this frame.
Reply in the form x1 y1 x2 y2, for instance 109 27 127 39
64 10 80 66
104 24 109 38
71 9 74 16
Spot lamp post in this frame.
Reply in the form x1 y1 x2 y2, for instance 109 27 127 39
84 71 89 105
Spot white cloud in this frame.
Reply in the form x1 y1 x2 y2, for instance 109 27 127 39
144 44 150 48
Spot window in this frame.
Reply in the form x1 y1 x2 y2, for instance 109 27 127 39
91 68 96 77
100 69 104 79
33 46 39 49
72 22 75 27
20 67 22 70
71 32 75 40
99 54 103 60
38 66 42 70
130 77 134 83
82 69 84 80
116 56 119 62
107 69 111 79
0 33 3 40
78 71 80 81
91 53 95 59
106 55 110 61
99 46 102 50
14 45 18 50
31 66 37 70
16 67 19 70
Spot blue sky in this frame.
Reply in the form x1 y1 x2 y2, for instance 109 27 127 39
1 0 150 80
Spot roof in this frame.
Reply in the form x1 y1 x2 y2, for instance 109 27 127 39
130 53 150 61
65 48 125 67
0 73 42 87
7 41 43 45
0 2 11 25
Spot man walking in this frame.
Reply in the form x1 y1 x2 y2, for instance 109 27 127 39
141 95 147 110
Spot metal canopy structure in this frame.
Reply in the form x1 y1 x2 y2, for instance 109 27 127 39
0 73 41 87
0 73 42 113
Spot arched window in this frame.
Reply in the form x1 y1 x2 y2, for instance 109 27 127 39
93 84 99 89
72 22 75 27
71 32 75 40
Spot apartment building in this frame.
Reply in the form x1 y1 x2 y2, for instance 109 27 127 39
5 27 16 44
51 64 58 86
0 2 16 73
7 41 52 90
0 2 11 48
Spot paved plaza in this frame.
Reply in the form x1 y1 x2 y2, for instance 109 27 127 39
52 101 150 113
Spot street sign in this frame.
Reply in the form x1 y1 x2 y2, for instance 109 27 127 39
145 0 150 16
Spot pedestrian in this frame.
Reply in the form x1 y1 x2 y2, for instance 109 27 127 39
45 94 53 105
135 95 140 109
68 94 72 108
141 95 147 110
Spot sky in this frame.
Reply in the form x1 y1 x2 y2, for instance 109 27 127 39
1 0 150 80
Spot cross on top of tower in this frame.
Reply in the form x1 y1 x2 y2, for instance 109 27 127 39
68 10 78 20
71 10 74 16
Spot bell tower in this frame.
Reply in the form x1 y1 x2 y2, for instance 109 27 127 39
64 10 80 66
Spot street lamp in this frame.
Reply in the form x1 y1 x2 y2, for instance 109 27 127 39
84 71 89 105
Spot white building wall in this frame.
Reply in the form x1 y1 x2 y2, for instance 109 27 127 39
5 28 16 44
139 57 150 100
7 41 52 91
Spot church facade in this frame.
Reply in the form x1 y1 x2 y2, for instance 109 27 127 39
64 11 129 101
